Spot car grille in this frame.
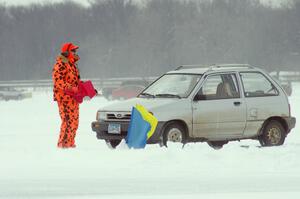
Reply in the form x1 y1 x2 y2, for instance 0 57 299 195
106 113 131 121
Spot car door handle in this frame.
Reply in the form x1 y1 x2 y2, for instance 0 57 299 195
234 101 241 106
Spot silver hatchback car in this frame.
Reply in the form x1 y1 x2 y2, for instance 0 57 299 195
92 64 296 149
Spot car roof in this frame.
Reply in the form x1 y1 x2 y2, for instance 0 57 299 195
167 64 261 75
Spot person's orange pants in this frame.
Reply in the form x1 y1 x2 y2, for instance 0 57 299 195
57 99 79 148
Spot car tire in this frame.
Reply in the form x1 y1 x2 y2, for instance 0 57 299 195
207 141 228 150
259 120 286 147
162 123 186 147
105 139 121 149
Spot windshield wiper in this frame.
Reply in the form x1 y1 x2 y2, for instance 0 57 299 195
155 93 181 99
139 92 155 98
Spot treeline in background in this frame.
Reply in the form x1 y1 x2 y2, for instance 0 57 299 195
0 0 299 80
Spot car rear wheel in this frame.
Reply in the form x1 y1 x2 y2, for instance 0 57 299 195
105 139 121 149
259 120 286 146
162 123 186 147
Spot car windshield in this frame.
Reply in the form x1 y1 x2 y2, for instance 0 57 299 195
139 74 202 98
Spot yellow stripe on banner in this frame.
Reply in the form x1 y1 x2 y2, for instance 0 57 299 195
135 104 158 139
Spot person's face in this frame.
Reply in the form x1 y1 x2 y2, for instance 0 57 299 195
71 49 77 55
71 49 80 61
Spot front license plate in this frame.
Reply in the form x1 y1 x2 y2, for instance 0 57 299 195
108 123 121 134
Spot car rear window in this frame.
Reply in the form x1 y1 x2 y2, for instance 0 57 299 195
240 72 279 97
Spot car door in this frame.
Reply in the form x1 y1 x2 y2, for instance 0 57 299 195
239 72 285 137
192 73 246 139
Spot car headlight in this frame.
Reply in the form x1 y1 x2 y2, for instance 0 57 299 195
96 111 106 121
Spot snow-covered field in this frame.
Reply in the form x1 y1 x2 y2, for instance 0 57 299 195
0 83 299 199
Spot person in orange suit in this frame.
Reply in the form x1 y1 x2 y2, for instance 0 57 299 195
52 42 81 148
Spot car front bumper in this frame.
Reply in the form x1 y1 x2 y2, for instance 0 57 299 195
91 120 165 144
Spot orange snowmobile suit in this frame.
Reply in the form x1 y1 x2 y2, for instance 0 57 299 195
52 43 80 148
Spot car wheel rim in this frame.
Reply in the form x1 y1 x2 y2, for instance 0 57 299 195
267 127 281 145
167 128 182 143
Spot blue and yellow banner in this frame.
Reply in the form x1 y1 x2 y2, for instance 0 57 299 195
126 104 158 149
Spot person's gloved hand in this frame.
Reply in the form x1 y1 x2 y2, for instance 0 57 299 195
70 86 79 94
65 86 79 96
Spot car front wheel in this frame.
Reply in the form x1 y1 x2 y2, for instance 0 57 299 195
162 123 186 147
259 120 286 146
105 139 121 149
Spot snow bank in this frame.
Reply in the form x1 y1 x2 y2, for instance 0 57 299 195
0 83 299 198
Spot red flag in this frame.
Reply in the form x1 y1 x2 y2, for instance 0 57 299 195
65 80 96 103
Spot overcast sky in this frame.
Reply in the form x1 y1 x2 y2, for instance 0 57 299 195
0 0 292 7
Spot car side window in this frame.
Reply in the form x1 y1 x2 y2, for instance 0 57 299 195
240 72 279 97
197 73 240 100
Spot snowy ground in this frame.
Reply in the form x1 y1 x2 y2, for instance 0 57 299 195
0 83 299 199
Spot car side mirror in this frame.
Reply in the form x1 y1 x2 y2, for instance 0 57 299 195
194 93 206 101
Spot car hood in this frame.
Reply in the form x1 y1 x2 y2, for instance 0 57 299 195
99 97 180 112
